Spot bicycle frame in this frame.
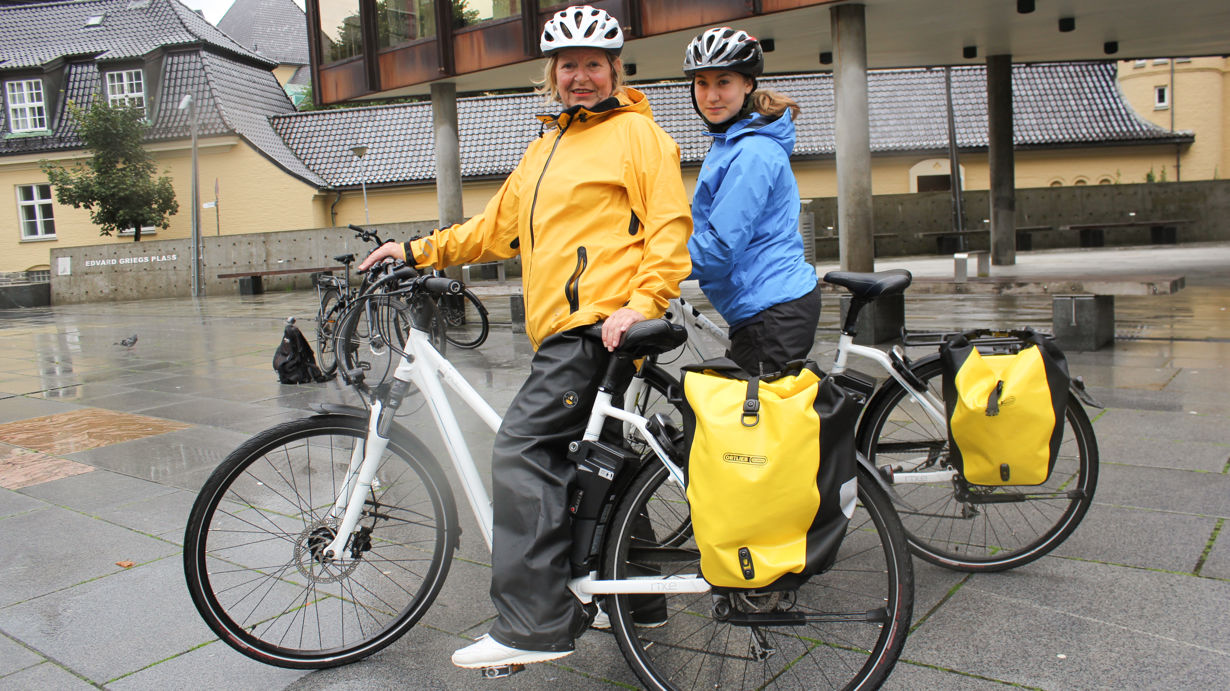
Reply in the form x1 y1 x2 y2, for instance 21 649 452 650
319 307 708 597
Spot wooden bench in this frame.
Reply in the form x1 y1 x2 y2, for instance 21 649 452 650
216 265 338 295
1059 219 1191 247
909 274 1186 350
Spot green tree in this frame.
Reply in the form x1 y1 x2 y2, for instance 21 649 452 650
40 100 178 241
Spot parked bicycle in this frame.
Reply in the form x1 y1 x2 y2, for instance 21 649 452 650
183 266 914 689
629 270 1100 573
314 224 394 375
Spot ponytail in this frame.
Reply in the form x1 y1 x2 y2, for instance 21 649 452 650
750 89 801 121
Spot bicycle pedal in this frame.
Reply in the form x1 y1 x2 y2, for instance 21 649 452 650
480 664 524 679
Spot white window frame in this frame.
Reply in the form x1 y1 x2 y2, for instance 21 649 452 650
1154 85 1170 109
5 79 48 132
16 183 56 240
106 69 146 115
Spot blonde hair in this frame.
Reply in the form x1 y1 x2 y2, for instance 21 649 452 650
751 89 801 121
534 51 627 106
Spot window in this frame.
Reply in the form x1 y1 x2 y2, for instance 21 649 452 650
106 70 146 115
17 184 56 239
5 79 47 132
1154 85 1169 109
319 0 364 63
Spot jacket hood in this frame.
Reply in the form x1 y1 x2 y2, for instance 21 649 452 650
708 109 796 157
537 87 652 129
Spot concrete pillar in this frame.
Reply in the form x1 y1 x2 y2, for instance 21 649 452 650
431 82 464 228
986 55 1017 266
831 3 874 273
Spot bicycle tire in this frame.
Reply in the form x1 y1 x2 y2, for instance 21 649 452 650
316 289 342 375
858 354 1099 572
604 462 913 691
438 288 489 349
183 415 458 669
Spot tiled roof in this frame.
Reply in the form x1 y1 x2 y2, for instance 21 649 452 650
0 0 273 71
0 13 320 185
271 61 1189 188
217 0 310 66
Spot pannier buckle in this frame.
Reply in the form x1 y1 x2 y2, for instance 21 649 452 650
741 399 760 427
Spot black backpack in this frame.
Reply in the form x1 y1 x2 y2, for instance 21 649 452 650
273 318 329 384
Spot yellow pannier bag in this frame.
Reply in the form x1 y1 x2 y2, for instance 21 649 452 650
940 329 1070 486
680 359 857 590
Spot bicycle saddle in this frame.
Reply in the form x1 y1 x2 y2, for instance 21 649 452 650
583 319 687 357
823 269 912 299
333 254 356 265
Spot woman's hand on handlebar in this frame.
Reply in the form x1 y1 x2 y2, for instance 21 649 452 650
602 307 646 352
357 241 406 272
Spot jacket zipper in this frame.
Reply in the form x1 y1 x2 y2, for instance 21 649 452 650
565 246 587 313
525 115 574 298
627 210 641 235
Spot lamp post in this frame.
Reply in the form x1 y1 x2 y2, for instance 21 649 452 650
178 94 202 297
349 144 370 224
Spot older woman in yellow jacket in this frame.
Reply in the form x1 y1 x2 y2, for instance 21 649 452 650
358 4 691 671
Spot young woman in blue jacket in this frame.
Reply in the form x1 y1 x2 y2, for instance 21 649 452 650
683 27 821 375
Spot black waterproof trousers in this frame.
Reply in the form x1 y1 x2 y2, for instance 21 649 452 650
728 281 822 375
487 328 609 651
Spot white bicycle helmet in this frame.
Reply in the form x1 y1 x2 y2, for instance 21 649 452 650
682 27 764 77
540 5 624 55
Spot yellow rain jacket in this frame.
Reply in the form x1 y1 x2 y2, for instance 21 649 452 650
407 88 692 349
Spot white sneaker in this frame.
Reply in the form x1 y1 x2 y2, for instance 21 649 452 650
450 634 573 669
591 607 667 630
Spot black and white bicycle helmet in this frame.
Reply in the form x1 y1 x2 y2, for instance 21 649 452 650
540 5 624 56
682 27 764 77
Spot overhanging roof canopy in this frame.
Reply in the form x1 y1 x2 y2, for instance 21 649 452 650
309 0 1230 104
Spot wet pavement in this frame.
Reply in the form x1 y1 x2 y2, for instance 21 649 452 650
0 243 1227 690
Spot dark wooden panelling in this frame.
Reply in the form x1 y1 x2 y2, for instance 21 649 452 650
637 0 752 35
378 40 441 90
318 59 368 102
762 0 837 12
454 17 526 74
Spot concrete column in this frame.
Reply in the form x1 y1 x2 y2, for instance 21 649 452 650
987 54 1016 266
831 3 874 272
431 82 464 228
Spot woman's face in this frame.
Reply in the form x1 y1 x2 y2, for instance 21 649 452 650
555 47 618 109
692 69 753 125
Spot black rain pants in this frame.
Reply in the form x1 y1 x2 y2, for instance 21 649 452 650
487 328 609 651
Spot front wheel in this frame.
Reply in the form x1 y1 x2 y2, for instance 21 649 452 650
604 461 913 690
858 354 1099 572
183 415 458 668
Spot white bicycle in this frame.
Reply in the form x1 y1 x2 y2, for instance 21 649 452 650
183 269 914 690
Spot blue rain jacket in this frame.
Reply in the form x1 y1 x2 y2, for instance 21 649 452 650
688 110 817 328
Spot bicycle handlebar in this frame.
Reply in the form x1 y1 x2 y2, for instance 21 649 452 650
348 223 388 247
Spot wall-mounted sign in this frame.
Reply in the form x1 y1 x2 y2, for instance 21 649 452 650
83 254 179 268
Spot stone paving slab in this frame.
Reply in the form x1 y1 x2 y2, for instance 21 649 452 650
107 640 309 691
1093 463 1230 517
1051 503 1217 572
0 502 178 607
0 485 44 519
17 466 181 515
0 661 95 690
66 425 250 492
0 556 213 684
0 395 80 425
0 635 41 677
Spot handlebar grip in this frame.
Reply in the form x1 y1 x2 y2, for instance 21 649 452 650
422 276 461 295
348 224 365 232
392 265 420 282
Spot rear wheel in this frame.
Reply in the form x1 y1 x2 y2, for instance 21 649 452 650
604 462 913 690
182 415 457 668
859 355 1099 572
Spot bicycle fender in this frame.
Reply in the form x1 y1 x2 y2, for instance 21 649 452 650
314 403 369 417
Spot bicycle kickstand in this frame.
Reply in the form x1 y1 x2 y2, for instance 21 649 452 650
480 664 525 679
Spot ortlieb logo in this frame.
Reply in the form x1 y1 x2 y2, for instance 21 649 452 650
723 452 766 465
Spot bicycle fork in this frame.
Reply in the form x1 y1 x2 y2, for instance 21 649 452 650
320 398 392 562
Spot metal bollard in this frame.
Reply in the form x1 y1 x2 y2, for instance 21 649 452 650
510 294 526 334
953 253 969 283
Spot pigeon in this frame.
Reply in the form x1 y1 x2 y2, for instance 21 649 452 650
116 334 138 348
